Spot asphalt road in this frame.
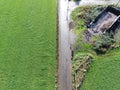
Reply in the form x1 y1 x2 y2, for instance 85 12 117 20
58 0 72 90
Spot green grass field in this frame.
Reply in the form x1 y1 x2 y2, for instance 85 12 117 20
81 49 120 90
0 0 56 90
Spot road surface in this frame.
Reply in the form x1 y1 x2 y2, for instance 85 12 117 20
58 0 72 90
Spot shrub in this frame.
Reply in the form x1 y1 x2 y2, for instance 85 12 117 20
93 33 116 54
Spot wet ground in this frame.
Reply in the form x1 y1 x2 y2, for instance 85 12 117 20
58 0 72 90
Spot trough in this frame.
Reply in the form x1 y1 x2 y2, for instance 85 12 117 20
88 6 120 35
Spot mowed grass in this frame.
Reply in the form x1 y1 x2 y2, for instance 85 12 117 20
0 0 56 90
81 49 120 90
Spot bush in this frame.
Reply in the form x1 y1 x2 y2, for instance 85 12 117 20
93 33 116 54
71 5 105 29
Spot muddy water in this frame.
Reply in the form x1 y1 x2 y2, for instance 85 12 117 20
89 12 118 35
58 0 72 90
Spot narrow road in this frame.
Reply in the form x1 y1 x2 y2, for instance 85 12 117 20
58 0 72 90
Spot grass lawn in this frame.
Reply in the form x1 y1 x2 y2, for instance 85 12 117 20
81 49 120 90
0 0 56 90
